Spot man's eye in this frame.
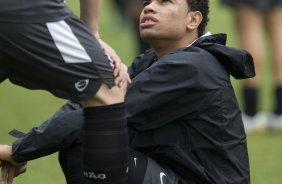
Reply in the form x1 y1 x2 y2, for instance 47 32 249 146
162 0 172 3
142 0 151 7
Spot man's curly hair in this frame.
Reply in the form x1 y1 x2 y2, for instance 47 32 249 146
187 0 209 36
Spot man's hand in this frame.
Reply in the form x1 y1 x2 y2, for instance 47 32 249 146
0 145 27 184
113 63 131 88
0 161 27 184
98 39 131 87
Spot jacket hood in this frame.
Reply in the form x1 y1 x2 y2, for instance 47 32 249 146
192 33 255 79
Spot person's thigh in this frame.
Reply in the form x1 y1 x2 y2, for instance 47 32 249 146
221 0 281 13
0 16 114 101
128 150 179 184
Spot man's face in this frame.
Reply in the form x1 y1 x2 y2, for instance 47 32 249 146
139 0 190 44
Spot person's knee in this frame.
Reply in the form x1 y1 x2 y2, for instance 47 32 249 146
81 83 127 107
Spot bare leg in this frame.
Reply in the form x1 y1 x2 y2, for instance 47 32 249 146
233 5 267 132
234 5 264 87
265 7 282 130
266 7 282 85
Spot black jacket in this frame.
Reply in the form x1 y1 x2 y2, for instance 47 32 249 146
12 34 254 184
125 34 253 183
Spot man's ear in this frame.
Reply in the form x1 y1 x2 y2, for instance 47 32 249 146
187 11 203 30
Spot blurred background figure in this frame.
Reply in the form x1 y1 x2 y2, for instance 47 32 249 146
113 0 150 54
113 0 128 21
221 0 282 133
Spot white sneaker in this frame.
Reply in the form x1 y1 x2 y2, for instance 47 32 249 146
267 114 282 132
242 113 268 133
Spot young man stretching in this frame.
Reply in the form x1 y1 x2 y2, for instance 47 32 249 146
1 0 254 183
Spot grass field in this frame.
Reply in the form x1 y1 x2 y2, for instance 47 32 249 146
0 1 281 183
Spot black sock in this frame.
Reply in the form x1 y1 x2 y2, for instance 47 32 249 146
274 86 282 115
83 103 128 184
243 87 257 116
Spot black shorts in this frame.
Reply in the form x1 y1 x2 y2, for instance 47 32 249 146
128 150 179 184
0 15 114 101
221 0 282 13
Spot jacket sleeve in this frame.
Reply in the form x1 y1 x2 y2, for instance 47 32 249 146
12 101 84 163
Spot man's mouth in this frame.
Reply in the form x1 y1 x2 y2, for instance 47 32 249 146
140 16 158 29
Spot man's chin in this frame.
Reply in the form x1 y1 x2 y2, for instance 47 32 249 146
140 34 158 45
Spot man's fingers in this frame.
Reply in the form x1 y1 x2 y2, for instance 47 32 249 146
122 64 131 84
113 57 121 69
114 66 120 78
114 64 131 88
113 58 121 78
0 161 27 184
117 68 127 87
7 166 14 184
98 38 122 72
1 162 8 184
98 39 126 85
107 52 121 69
14 164 27 177
119 64 131 87
114 67 123 86
126 73 131 84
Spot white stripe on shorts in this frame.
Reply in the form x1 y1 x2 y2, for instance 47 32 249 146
46 20 92 63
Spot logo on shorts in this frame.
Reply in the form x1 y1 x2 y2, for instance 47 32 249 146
134 157 138 168
75 79 89 92
83 171 106 180
160 172 166 184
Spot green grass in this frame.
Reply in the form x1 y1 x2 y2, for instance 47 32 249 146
0 1 281 183
247 133 282 184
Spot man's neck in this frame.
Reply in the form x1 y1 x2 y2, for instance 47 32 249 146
152 34 199 57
